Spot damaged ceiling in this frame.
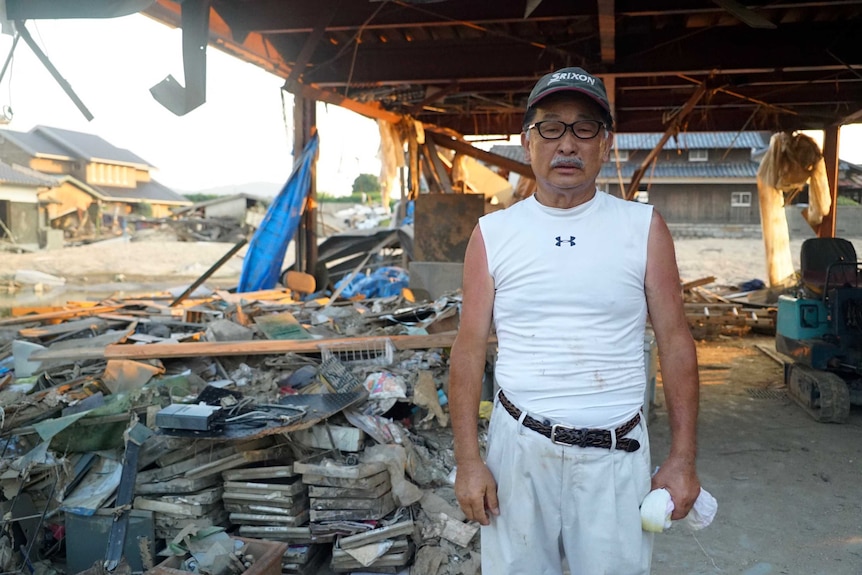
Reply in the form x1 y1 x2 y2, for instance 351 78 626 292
131 0 862 135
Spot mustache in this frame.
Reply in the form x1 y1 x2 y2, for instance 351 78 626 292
550 156 585 169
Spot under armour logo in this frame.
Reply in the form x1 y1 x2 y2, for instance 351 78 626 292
555 236 576 247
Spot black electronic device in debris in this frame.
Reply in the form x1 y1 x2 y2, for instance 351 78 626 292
155 404 222 431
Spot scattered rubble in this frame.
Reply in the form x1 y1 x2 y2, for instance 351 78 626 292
0 283 482 575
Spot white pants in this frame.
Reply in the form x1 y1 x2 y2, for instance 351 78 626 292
481 394 654 575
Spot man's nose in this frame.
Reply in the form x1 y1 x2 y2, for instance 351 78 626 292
556 129 581 151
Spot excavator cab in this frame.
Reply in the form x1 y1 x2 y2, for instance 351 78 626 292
775 238 862 422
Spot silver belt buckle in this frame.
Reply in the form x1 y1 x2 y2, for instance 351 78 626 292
550 423 575 446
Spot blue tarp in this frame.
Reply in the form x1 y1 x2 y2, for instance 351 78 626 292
238 133 320 292
334 266 409 299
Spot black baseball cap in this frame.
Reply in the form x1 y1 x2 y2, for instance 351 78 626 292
527 67 613 129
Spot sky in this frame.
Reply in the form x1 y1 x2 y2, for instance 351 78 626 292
0 13 382 195
0 13 859 198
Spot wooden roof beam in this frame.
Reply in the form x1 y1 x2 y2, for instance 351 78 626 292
426 131 534 179
598 0 616 64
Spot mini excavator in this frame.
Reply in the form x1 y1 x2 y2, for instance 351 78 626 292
776 238 862 422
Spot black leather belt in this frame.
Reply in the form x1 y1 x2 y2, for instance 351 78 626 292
498 391 641 452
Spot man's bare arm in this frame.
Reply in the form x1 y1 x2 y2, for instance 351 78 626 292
644 210 701 519
450 225 498 524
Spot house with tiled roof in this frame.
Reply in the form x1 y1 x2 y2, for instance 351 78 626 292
490 131 862 232
0 125 191 238
598 131 770 225
0 159 57 249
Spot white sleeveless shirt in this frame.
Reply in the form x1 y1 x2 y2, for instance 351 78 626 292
479 191 653 429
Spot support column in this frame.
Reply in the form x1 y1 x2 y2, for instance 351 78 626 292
293 93 318 274
818 125 840 238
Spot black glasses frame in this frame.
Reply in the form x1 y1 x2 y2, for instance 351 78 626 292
527 120 605 140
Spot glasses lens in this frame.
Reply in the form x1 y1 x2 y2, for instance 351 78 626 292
536 121 566 139
573 120 601 139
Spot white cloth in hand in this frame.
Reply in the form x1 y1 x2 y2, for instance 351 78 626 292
640 487 717 533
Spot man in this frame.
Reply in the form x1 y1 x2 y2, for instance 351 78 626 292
449 67 701 574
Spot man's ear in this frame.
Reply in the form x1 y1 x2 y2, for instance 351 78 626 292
521 131 531 163
601 132 614 162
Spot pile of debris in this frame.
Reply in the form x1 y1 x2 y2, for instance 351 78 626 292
0 286 481 575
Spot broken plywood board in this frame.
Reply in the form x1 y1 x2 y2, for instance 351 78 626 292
439 516 479 547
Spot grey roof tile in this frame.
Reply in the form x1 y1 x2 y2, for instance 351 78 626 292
90 180 191 205
0 160 57 186
0 126 151 166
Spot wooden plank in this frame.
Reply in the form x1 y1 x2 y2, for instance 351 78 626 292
0 305 120 326
29 330 484 361
681 276 717 290
17 317 126 339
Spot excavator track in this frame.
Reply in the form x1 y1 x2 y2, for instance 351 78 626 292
785 363 851 423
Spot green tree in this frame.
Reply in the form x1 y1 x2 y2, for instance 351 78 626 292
352 173 380 195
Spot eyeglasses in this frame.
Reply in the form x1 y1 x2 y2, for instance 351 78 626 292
527 119 604 140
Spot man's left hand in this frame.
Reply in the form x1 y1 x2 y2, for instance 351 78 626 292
651 455 700 520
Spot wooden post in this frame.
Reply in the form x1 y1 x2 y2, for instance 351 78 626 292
293 93 318 274
818 125 840 238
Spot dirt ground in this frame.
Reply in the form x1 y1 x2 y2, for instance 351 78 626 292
2 235 862 574
651 337 862 575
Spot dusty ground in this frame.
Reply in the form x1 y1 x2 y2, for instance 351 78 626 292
651 337 862 575
2 235 862 574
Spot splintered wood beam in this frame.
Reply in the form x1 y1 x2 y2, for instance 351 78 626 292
625 82 708 201
287 81 402 124
597 0 615 63
427 131 534 179
818 125 840 238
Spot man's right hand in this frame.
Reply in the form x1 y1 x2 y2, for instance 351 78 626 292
454 458 499 525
